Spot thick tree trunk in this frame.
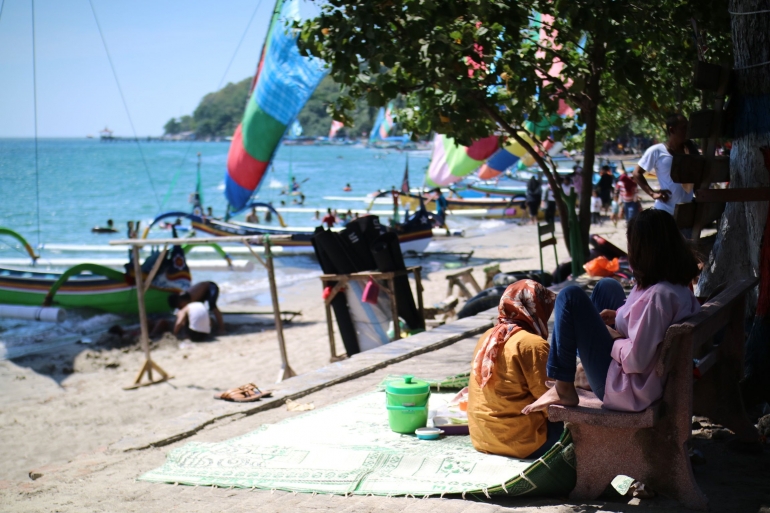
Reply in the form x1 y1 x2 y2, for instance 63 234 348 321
698 0 770 407
697 0 770 315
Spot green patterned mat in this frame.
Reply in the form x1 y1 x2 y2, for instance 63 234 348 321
140 391 576 497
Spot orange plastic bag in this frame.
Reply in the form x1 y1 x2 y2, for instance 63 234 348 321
583 256 620 277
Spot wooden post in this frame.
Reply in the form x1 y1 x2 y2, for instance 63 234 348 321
125 244 170 390
413 267 424 324
324 297 338 361
388 278 401 340
265 238 296 383
143 245 167 294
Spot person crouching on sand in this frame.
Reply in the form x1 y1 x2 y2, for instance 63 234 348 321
521 209 701 416
467 280 564 459
159 281 225 339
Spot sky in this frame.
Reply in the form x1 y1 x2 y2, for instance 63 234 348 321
0 0 319 138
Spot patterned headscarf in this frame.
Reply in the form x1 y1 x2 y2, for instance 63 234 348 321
472 280 556 388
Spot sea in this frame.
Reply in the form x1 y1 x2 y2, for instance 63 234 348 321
0 138 504 358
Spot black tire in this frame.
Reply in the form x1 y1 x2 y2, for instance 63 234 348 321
505 270 553 287
457 286 507 319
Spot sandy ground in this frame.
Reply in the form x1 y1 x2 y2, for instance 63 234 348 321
2 319 768 512
2 212 617 483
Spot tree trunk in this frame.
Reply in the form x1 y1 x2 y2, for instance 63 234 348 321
698 0 770 312
577 40 606 260
580 100 599 258
698 0 770 406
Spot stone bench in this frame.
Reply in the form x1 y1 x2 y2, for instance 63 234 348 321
548 278 758 510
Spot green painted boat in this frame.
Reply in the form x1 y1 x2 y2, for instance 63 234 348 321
0 227 191 315
0 266 177 314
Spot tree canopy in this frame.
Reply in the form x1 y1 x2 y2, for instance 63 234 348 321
297 0 732 257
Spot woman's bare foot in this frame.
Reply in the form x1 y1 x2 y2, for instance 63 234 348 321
522 380 579 415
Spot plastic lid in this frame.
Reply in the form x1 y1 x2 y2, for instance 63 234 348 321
386 375 430 395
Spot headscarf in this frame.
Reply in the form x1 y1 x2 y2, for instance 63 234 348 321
472 280 556 388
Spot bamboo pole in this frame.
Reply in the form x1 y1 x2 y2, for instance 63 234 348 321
388 278 401 340
125 245 170 389
143 245 168 294
133 246 150 362
265 238 296 382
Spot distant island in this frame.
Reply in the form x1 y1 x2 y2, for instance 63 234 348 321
163 76 377 140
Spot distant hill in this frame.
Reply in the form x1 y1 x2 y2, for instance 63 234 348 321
163 76 377 139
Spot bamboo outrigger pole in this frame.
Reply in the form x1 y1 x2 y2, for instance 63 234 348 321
110 234 295 389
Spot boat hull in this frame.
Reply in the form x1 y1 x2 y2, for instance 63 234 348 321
190 217 433 254
0 267 173 314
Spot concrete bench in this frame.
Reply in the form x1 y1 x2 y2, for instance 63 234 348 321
548 278 758 510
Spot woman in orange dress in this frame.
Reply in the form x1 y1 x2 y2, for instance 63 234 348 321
467 280 563 459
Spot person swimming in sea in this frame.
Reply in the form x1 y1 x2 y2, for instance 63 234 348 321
343 183 352 192
92 219 118 233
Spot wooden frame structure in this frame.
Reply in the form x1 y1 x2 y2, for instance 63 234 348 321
110 235 295 389
445 268 482 300
320 266 424 361
537 222 559 275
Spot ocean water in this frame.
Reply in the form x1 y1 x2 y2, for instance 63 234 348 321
0 138 445 355
0 138 431 245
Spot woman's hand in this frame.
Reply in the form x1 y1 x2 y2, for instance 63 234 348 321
606 326 624 340
599 309 616 326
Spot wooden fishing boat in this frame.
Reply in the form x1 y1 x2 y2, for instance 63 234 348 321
0 266 175 314
0 228 191 314
147 208 435 254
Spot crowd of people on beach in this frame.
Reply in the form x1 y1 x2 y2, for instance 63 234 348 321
521 113 698 236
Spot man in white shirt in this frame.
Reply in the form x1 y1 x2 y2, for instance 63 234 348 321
633 113 698 216
174 301 211 341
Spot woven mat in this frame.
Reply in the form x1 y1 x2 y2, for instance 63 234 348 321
140 391 576 497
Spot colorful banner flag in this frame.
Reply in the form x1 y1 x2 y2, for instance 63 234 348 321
225 0 327 211
425 134 499 187
329 120 344 139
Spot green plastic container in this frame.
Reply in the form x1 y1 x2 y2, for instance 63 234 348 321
385 375 430 434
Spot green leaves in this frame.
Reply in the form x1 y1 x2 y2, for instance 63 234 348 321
296 0 730 149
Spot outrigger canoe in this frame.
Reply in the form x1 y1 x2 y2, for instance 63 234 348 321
146 206 435 254
0 266 176 314
0 228 191 314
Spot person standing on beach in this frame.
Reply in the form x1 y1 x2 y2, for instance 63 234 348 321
590 189 603 225
526 175 542 224
633 113 699 221
597 165 614 215
322 208 336 228
615 167 639 223
543 184 556 226
435 189 448 228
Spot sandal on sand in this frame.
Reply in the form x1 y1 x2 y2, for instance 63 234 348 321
214 383 273 403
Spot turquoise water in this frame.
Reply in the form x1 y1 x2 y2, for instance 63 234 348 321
0 138 430 248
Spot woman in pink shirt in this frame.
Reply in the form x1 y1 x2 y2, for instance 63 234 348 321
523 209 701 413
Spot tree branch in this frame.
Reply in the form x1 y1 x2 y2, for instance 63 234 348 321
480 102 573 254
